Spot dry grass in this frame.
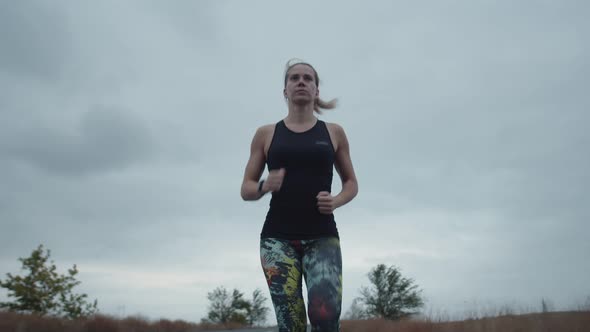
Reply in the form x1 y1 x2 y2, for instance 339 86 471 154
1 310 589 332
341 311 590 332
0 311 248 332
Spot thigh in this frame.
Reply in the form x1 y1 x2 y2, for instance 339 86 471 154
260 238 307 332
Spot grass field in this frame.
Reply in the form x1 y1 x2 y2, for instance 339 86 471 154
1 310 589 332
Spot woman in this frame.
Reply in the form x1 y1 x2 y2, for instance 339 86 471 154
241 59 358 332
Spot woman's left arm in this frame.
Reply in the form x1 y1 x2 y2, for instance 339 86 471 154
332 124 358 209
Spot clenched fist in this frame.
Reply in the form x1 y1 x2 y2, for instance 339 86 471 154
317 191 335 214
262 168 286 193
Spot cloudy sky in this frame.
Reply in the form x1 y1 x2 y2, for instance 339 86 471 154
1 0 589 324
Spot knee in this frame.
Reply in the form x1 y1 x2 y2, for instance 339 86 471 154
308 297 341 331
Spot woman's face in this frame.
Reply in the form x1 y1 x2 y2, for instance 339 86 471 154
284 64 318 105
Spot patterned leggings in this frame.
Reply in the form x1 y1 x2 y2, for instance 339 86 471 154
260 237 342 332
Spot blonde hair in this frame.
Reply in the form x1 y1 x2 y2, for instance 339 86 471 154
284 58 338 114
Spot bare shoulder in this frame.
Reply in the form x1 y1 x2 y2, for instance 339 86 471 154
252 123 277 155
251 123 273 139
325 122 349 152
325 122 346 138
257 123 275 134
255 123 276 141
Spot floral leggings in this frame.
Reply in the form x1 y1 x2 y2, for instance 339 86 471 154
260 237 342 332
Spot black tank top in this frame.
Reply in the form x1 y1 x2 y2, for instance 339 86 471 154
261 119 339 239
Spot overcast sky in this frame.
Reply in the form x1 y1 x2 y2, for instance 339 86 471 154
1 0 589 325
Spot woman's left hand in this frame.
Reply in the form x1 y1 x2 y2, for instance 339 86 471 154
317 191 335 214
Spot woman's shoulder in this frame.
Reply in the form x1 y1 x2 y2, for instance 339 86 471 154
323 122 349 151
256 123 277 134
251 123 278 143
324 121 345 135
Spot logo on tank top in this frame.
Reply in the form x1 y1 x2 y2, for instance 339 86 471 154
315 141 330 146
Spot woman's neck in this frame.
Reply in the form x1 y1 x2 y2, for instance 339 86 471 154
286 103 316 124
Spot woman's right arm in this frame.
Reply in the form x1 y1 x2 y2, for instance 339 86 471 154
241 126 268 201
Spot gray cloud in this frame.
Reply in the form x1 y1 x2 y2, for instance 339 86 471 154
0 1 71 79
143 0 223 44
3 106 154 176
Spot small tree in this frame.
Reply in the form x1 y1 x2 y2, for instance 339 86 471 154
204 286 239 324
357 264 424 320
246 289 269 326
203 286 269 326
0 245 98 319
541 298 554 313
344 298 368 320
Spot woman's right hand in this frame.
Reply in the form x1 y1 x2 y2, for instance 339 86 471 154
263 168 286 193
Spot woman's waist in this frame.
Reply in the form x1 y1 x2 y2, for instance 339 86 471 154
269 193 327 209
